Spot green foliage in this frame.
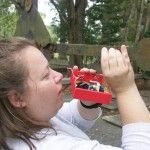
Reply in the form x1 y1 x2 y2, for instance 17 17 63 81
0 0 18 38
51 17 68 43
85 0 128 45
48 1 69 43
47 25 59 43
143 30 150 38
50 0 149 46
84 21 102 44
144 71 150 77
127 20 137 42
50 0 130 45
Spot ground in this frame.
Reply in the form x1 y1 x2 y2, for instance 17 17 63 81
86 118 122 147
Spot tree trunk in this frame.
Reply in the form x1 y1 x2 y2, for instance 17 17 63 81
144 2 150 33
50 0 87 67
124 0 137 43
135 0 145 43
11 0 51 47
66 0 87 67
124 0 135 43
67 0 86 43
59 15 68 59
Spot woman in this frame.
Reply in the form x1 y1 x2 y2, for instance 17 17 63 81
0 37 150 150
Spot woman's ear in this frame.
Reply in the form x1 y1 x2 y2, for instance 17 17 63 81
7 90 26 108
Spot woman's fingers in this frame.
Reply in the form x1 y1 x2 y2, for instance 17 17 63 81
101 47 109 76
80 68 96 73
101 47 128 76
80 68 90 72
73 66 96 74
101 45 135 93
108 48 118 73
121 45 130 66
89 69 96 73
73 65 78 70
115 49 126 69
121 45 133 72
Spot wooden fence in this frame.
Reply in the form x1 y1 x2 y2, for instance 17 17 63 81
46 38 150 73
48 44 112 73
43 41 150 89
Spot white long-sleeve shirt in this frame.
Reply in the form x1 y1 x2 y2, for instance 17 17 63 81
7 99 150 150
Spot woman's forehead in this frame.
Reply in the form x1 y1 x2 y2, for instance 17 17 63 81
22 46 48 75
23 46 47 65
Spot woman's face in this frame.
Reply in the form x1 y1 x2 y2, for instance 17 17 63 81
22 46 64 123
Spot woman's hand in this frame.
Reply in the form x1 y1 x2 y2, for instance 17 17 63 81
101 46 150 124
73 66 97 106
73 66 96 74
74 66 101 120
101 45 135 95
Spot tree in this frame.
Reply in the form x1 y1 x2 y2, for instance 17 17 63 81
86 0 128 45
143 1 150 37
50 0 87 67
135 0 145 43
124 0 150 44
84 2 102 44
50 0 87 43
11 0 51 47
0 0 18 38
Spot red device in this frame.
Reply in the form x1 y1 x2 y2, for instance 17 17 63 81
70 68 112 104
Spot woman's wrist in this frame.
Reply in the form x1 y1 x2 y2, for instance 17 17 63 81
78 100 101 121
115 83 137 99
115 83 150 124
80 101 101 109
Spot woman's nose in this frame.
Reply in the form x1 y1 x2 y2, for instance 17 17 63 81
53 71 63 83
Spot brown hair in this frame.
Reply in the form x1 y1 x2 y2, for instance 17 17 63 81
0 37 50 150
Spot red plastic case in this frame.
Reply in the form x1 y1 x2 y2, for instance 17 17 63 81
70 68 112 104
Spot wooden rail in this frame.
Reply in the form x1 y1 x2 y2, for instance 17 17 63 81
49 43 130 72
44 42 150 74
56 44 103 56
45 38 150 72
45 42 150 88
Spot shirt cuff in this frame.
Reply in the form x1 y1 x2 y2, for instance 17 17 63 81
70 99 102 131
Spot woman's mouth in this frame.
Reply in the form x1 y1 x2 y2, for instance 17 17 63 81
58 89 62 94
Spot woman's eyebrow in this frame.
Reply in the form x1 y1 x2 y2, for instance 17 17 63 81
41 63 49 76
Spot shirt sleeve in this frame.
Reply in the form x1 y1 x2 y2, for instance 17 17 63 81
48 123 149 150
57 99 102 131
121 123 150 150
67 123 150 150
8 123 150 150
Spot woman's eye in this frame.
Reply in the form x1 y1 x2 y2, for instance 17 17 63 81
44 74 49 79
